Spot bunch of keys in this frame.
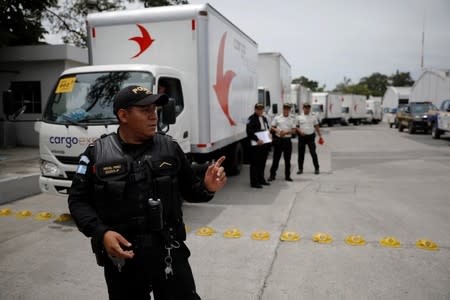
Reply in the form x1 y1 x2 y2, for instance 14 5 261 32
108 255 126 272
164 241 180 279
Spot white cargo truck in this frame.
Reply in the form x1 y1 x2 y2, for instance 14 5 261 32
35 4 258 195
365 97 382 124
310 92 342 126
257 52 291 118
290 83 311 113
341 94 367 125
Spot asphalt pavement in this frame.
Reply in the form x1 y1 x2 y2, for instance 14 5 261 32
0 124 449 300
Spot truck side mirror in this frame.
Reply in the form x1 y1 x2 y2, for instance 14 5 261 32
162 98 176 125
3 90 15 115
272 104 278 115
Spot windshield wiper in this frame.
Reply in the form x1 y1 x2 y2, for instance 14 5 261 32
63 118 88 130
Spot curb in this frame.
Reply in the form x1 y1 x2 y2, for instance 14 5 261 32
0 173 41 205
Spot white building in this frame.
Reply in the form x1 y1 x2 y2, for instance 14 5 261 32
409 69 450 108
0 45 88 147
382 86 411 110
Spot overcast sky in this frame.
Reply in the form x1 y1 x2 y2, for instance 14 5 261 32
45 0 450 89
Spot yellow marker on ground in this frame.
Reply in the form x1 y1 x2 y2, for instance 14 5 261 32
416 239 439 251
15 210 33 219
0 208 13 216
55 213 72 223
224 228 242 239
345 235 366 246
280 231 300 242
312 232 333 244
380 236 401 248
251 231 270 241
34 212 54 221
196 226 215 236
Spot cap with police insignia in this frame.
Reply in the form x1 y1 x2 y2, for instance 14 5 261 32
255 103 265 109
113 85 169 114
283 103 292 108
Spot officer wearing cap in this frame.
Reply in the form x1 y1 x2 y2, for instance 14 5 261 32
296 102 322 175
246 103 271 188
268 103 296 182
68 85 227 300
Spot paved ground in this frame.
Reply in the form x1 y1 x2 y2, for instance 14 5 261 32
0 124 449 300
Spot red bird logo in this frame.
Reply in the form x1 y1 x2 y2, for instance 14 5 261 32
129 24 154 59
213 32 236 126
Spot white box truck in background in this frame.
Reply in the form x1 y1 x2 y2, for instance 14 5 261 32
341 94 367 125
310 92 342 126
290 84 311 113
365 97 382 124
35 4 258 195
257 52 291 118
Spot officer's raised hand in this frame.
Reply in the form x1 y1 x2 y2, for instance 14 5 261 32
103 231 135 259
204 156 227 192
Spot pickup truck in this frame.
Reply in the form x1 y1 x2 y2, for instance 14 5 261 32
397 102 437 134
428 99 450 139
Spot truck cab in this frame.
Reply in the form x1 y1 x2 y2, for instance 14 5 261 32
36 64 184 195
397 102 437 134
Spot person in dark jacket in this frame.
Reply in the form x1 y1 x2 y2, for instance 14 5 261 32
246 103 271 188
68 85 227 300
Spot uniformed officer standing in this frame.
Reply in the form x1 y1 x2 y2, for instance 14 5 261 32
268 103 296 181
296 102 323 175
68 85 227 300
246 103 271 188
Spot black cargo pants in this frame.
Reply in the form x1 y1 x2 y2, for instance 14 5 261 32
104 241 200 300
270 137 292 179
297 133 320 171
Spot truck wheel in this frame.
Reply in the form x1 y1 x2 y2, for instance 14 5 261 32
398 123 404 132
389 123 393 128
408 122 415 134
432 123 441 139
224 142 243 176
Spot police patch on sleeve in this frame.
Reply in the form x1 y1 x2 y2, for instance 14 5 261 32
76 164 88 175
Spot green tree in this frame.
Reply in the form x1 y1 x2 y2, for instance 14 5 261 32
390 70 414 86
292 76 326 92
0 0 57 46
359 72 389 97
45 0 189 48
333 76 352 93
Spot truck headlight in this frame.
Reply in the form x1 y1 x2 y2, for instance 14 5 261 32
40 160 61 177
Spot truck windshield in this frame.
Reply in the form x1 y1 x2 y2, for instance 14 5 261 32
411 103 434 114
342 107 349 113
43 71 154 124
312 104 323 113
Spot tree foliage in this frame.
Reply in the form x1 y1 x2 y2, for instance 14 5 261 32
0 0 57 46
141 0 188 7
292 76 326 92
333 70 415 97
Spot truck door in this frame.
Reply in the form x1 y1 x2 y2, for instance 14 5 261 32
157 77 190 152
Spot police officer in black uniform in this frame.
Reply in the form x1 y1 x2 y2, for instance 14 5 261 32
68 85 227 300
246 103 271 188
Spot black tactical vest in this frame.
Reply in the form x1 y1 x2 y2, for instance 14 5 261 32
91 133 184 239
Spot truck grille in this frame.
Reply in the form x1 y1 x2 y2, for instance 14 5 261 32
56 156 79 165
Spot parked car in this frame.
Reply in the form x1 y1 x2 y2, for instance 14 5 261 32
397 102 437 134
428 99 450 139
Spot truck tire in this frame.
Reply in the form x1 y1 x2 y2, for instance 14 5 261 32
408 122 415 134
398 123 404 132
389 123 393 128
432 123 441 139
224 142 243 176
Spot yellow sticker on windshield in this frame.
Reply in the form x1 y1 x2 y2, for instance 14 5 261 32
55 77 76 93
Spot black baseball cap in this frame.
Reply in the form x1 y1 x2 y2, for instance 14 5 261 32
255 103 264 109
113 85 169 114
303 103 311 107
